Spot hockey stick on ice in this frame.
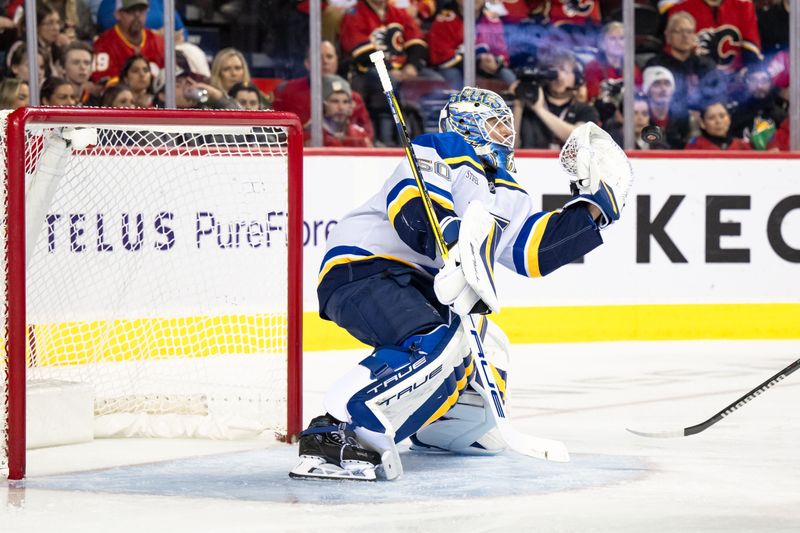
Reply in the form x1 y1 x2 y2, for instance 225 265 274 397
368 51 569 462
627 356 800 438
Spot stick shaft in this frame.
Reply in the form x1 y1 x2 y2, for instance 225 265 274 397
684 356 800 436
627 356 800 439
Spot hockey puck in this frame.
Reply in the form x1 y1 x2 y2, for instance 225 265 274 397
642 125 663 144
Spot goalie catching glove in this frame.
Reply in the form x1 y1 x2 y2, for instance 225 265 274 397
559 122 634 228
434 201 502 316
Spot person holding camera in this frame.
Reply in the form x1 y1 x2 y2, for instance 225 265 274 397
513 49 599 149
154 51 235 110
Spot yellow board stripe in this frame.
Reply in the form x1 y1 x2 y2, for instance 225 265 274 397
526 211 557 278
303 303 800 351
20 304 798 367
21 314 286 366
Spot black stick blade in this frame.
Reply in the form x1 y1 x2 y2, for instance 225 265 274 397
626 356 800 439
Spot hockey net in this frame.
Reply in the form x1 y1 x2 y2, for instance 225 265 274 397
1 108 303 480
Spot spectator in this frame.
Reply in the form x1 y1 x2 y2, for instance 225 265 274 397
209 48 270 110
642 65 690 149
339 0 438 145
646 11 721 112
5 44 46 84
40 76 77 106
154 50 233 110
659 0 763 73
686 100 749 149
100 82 135 107
632 94 671 149
120 53 154 108
228 82 262 110
315 74 372 148
35 1 67 78
0 78 29 109
513 49 599 149
584 21 643 103
766 113 789 151
272 40 374 142
96 0 186 41
503 0 600 65
91 0 164 85
528 0 601 28
427 0 515 90
0 7 20 51
6 0 94 41
757 0 788 55
729 61 788 143
56 40 95 105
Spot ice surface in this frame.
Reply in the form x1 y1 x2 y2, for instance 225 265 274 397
3 340 800 533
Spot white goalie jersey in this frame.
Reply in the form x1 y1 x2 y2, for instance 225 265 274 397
317 131 604 314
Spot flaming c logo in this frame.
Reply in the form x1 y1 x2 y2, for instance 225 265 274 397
562 0 594 17
698 25 742 69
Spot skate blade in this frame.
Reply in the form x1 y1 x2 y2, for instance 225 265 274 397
289 455 377 481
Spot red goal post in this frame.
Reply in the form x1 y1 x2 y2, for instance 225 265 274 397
1 108 304 480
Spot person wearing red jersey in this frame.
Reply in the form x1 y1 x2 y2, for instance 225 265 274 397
528 0 601 27
686 99 750 149
659 0 763 74
340 0 428 77
273 40 374 143
312 74 373 148
340 0 442 145
91 0 164 85
428 0 516 89
584 21 642 103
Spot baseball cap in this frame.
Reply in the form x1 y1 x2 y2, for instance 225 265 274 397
120 0 148 10
643 66 675 94
322 75 352 101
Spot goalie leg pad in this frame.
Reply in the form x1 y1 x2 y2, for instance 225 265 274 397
323 319 473 445
410 389 507 455
410 318 511 455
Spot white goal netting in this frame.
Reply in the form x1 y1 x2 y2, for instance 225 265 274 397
1 109 300 478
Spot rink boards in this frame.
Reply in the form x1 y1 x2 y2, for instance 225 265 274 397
302 152 800 349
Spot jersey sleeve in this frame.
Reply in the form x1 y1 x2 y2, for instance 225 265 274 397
499 202 604 278
383 133 486 260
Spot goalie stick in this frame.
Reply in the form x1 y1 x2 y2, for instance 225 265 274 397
627 356 800 438
368 50 569 462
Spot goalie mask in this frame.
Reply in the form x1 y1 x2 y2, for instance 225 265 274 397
439 87 516 172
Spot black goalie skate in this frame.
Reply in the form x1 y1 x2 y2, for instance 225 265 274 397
289 415 384 481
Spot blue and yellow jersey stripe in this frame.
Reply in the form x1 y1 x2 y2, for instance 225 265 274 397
492 166 527 194
386 178 455 226
512 211 558 278
443 154 484 174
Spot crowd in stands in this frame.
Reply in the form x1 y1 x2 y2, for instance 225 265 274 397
0 0 793 151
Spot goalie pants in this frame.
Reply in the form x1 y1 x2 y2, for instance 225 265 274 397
322 265 450 348
321 264 474 443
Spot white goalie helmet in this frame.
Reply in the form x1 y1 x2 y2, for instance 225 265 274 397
439 87 516 172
